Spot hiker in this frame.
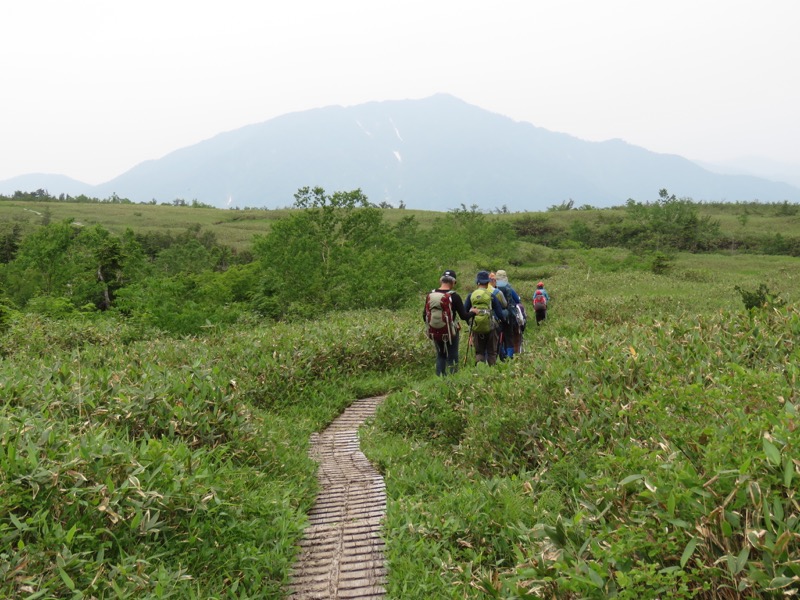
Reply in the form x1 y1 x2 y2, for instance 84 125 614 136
464 271 506 365
532 281 551 325
488 271 507 357
488 272 507 309
495 269 525 358
423 269 473 376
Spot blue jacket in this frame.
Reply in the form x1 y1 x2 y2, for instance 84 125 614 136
495 281 521 320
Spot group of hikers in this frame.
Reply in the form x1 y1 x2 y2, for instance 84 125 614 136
423 269 550 376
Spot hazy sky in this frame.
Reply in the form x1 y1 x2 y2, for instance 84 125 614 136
2 0 799 184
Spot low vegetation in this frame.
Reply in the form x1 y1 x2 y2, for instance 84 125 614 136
1 309 428 597
1 187 799 597
365 266 800 598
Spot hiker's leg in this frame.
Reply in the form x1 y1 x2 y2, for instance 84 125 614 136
435 341 447 376
504 325 514 358
487 330 498 365
473 333 487 363
445 333 460 375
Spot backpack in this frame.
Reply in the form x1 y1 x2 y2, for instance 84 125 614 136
491 287 507 309
514 303 527 329
499 285 519 324
425 290 457 341
469 288 494 334
533 289 547 310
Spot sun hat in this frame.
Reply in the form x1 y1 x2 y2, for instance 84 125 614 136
476 270 490 284
495 269 508 282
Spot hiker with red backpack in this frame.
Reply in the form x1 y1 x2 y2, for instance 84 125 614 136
532 281 550 325
423 270 473 376
464 271 506 366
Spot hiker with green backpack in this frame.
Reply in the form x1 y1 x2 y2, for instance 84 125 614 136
463 271 506 366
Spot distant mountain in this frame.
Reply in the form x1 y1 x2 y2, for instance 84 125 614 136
3 95 800 210
0 173 90 197
693 157 800 190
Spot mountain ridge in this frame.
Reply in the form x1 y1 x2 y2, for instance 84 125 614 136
2 94 799 210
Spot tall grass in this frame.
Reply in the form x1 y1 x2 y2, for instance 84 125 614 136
363 252 800 598
0 309 429 598
2 247 798 597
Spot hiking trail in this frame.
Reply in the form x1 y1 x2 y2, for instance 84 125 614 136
288 395 388 599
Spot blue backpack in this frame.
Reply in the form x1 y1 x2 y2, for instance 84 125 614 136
499 285 519 324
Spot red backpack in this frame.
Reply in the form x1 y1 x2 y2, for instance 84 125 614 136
425 290 457 341
533 289 547 310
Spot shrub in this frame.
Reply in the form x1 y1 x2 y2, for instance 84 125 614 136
734 283 785 311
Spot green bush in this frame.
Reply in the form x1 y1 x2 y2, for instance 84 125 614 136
734 283 785 311
250 187 434 320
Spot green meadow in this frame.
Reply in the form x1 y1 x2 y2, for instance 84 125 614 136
1 190 798 598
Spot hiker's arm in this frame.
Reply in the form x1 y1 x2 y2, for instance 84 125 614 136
453 294 472 321
491 296 506 322
495 289 507 308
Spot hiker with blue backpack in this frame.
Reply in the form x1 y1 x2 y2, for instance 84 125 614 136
488 272 507 309
423 270 474 376
532 281 551 325
488 272 508 358
464 271 506 366
494 269 526 358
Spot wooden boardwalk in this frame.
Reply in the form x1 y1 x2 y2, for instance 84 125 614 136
288 396 387 599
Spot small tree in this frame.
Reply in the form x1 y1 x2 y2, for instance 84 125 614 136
251 187 427 319
734 283 785 311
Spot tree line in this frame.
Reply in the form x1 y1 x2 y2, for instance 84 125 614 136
516 189 800 255
0 187 511 335
2 187 799 337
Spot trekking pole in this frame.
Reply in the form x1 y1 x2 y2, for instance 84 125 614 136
497 330 504 360
463 319 474 365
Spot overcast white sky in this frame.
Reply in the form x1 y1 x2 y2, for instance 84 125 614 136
2 0 799 185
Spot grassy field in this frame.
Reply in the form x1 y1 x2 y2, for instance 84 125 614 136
2 194 800 596
4 197 800 253
2 241 799 597
364 250 800 598
0 201 291 250
0 200 442 251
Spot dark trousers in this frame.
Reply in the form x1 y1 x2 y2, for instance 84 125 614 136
535 308 547 324
434 331 460 376
473 330 498 365
499 323 521 358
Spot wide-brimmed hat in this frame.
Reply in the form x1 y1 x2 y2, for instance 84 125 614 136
476 270 490 284
495 269 508 282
